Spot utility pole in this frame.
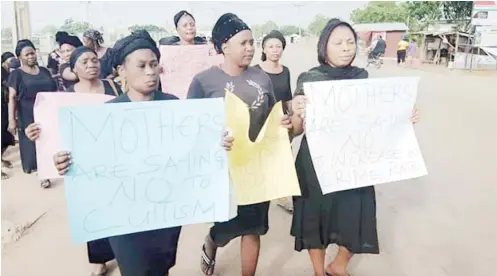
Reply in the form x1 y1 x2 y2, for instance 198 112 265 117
293 2 304 36
85 1 92 27
13 1 32 44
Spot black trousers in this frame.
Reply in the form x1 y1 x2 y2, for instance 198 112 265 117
397 50 407 64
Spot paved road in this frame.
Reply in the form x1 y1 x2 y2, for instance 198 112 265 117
2 40 497 276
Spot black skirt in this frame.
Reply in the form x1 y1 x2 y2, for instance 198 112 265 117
17 99 37 173
87 238 114 264
1 91 15 151
291 136 379 254
108 227 181 276
209 202 270 247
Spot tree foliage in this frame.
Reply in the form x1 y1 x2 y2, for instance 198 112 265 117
280 25 300 36
128 24 167 33
59 18 90 35
252 21 279 38
350 1 473 32
307 14 330 35
2 28 12 39
407 1 442 21
350 2 408 24
441 1 473 21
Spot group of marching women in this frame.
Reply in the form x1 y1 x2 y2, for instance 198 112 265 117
1 9 420 276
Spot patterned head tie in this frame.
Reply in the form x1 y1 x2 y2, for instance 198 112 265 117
211 13 251 54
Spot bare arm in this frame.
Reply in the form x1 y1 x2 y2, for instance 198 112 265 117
61 66 78 81
291 112 304 136
8 87 17 122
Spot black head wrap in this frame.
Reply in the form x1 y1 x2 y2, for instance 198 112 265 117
261 30 286 61
55 31 69 44
174 10 195 28
15 39 35 57
317 18 358 66
1 52 15 64
69 46 97 70
58 34 83 48
83 29 104 45
211 13 250 54
109 31 160 69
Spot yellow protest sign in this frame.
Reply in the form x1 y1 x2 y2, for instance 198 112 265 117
225 92 301 205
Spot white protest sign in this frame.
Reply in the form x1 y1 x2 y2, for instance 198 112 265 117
304 77 427 195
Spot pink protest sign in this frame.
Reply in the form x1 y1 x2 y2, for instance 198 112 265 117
34 92 115 179
160 45 224 99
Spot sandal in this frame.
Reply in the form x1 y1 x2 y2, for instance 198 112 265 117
277 202 293 214
201 244 216 275
2 160 13 169
40 179 51 189
2 171 9 180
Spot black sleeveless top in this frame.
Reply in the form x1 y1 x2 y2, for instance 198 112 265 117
66 79 122 96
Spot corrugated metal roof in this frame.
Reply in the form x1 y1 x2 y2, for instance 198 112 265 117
353 22 409 32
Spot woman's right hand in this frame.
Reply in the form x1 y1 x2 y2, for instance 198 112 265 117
53 151 72 175
8 120 17 135
25 123 41 141
292 95 307 119
222 130 234 151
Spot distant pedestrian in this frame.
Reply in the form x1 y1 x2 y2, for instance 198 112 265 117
408 39 417 67
397 35 409 65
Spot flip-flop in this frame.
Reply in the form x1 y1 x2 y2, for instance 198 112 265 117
325 272 351 276
40 179 51 189
201 244 216 275
2 172 9 180
2 160 13 169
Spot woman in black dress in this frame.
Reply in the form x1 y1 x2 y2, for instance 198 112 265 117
58 33 83 91
82 30 113 79
290 19 379 276
7 40 57 188
290 19 420 276
52 31 204 276
254 30 294 214
159 10 207 46
25 46 121 276
187 13 292 276
1 52 17 179
47 31 68 77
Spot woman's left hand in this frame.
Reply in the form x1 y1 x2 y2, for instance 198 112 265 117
410 106 420 124
280 114 293 129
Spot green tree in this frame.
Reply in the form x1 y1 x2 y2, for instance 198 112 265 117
407 1 442 22
280 25 300 36
407 1 472 22
59 18 90 34
441 1 473 21
251 24 263 39
251 21 279 39
260 21 279 35
308 14 330 35
1 28 12 40
350 2 409 24
128 24 167 33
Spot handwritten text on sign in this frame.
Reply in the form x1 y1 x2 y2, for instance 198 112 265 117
304 77 427 195
34 92 115 180
59 98 230 243
160 45 223 99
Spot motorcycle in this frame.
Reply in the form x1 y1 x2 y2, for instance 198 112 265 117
366 52 383 68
